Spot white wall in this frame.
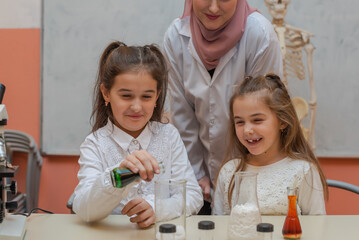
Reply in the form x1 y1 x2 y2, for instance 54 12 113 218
37 0 359 157
0 0 41 28
250 0 359 157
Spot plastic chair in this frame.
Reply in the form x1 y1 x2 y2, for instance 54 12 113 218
327 179 359 195
5 129 42 213
66 192 75 214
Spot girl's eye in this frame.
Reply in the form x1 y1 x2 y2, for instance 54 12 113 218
235 121 244 125
253 119 263 123
121 94 132 99
142 95 153 99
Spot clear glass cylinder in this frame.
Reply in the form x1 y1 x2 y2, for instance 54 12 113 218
228 171 262 240
155 179 186 240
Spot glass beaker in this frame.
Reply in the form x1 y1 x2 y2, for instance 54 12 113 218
227 171 262 240
282 187 302 239
155 179 186 240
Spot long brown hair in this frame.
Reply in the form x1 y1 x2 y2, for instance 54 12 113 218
217 73 328 207
91 41 168 132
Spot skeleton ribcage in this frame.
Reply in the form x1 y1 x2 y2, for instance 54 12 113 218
284 46 306 80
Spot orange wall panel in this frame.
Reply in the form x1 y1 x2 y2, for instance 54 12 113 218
0 29 40 142
38 156 79 213
320 158 359 215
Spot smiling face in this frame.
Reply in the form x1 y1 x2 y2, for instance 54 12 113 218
233 93 286 165
101 71 159 138
192 0 238 30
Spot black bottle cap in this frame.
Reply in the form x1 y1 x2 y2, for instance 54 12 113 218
159 223 176 233
198 220 215 230
257 223 274 232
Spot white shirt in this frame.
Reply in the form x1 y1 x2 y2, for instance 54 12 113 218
73 121 203 222
212 158 326 215
163 12 283 184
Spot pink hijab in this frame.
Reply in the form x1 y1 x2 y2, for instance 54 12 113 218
182 0 256 70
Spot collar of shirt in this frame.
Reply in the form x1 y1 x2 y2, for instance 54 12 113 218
179 16 190 38
104 120 152 154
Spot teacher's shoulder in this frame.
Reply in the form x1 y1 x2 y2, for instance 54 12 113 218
165 16 190 39
245 11 276 41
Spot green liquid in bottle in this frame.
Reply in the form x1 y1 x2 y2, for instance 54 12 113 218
110 162 165 188
111 168 140 188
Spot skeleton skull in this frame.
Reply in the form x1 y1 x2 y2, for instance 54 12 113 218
264 0 291 20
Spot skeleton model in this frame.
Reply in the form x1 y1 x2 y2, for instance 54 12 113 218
265 0 316 149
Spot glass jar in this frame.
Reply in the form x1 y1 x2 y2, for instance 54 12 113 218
159 223 176 240
198 220 215 240
227 171 262 240
257 223 273 240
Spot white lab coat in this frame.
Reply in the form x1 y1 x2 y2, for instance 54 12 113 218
163 12 283 184
73 121 203 222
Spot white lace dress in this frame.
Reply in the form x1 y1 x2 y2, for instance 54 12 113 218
212 157 326 215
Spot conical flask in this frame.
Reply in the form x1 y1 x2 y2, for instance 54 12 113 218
228 172 262 240
282 187 302 239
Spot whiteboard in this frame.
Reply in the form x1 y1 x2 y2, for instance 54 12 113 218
41 0 184 155
42 0 359 157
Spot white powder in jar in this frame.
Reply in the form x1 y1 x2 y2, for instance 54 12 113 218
228 203 261 240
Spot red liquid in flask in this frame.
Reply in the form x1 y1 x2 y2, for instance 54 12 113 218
282 192 302 239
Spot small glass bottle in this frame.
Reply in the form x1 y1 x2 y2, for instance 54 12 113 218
159 223 176 240
198 220 215 240
282 187 302 239
257 223 273 240
111 162 164 188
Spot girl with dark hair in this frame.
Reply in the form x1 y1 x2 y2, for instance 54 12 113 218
73 41 202 228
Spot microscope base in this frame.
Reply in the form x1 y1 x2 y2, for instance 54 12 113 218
0 214 26 240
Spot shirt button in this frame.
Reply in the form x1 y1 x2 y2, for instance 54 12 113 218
210 120 214 125
133 140 138 145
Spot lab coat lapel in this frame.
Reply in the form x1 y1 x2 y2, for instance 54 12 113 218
187 38 210 83
188 38 238 85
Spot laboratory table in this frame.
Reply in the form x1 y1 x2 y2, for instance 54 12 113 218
22 214 359 240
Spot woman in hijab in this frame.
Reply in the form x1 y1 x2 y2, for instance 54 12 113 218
163 0 282 214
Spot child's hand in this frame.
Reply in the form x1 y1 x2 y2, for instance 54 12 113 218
121 198 155 228
120 150 160 181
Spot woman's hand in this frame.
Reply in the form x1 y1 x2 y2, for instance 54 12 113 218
120 150 160 181
122 198 155 228
198 175 211 201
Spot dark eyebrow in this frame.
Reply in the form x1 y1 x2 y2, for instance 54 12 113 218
251 113 265 117
234 113 265 119
144 90 156 94
118 89 131 92
118 89 156 93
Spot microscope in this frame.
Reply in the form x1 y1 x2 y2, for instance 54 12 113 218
0 84 26 240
